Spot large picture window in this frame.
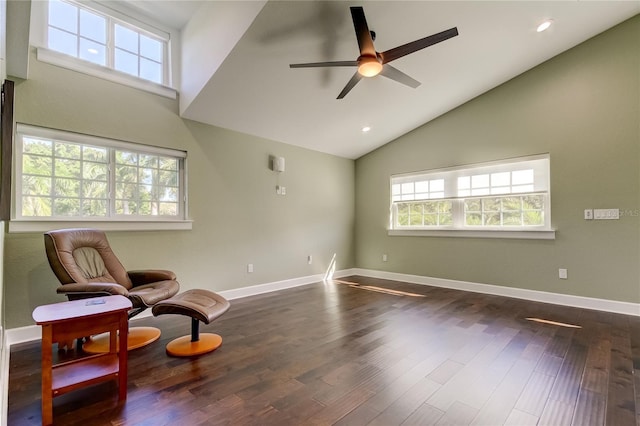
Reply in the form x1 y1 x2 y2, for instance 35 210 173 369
390 154 552 237
13 124 188 230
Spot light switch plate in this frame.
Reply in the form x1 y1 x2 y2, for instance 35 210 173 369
584 209 593 220
594 209 619 220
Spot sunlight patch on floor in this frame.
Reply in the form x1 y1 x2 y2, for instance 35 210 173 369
331 280 426 297
525 317 582 328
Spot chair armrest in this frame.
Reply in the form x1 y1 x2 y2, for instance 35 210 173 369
56 282 129 297
128 270 177 286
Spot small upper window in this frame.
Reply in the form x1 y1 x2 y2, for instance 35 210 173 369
47 0 168 86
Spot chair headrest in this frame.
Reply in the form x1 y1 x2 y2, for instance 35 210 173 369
44 228 133 288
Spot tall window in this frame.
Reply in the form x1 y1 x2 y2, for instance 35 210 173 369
47 0 167 85
15 124 186 222
390 155 550 231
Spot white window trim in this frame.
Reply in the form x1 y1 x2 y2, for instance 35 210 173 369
11 123 192 233
36 47 176 99
389 154 555 240
9 219 193 233
388 229 556 240
30 0 180 98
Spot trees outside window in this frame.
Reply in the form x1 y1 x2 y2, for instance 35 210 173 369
390 155 550 232
16 124 186 222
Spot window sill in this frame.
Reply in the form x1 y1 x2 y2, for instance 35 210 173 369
8 220 193 233
388 228 556 240
36 47 177 100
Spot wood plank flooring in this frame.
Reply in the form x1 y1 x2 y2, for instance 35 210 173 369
7 276 640 425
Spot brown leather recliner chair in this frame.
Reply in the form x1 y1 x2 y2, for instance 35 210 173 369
44 228 180 352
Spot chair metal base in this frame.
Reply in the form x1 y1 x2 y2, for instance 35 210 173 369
165 333 222 357
82 326 161 353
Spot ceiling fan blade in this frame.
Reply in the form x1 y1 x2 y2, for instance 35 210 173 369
350 6 376 57
381 27 458 64
337 72 362 99
290 60 358 68
380 64 421 88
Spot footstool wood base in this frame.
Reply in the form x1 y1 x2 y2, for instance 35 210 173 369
166 333 222 357
82 326 161 353
152 289 230 357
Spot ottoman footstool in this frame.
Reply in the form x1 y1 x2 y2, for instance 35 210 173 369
152 289 230 357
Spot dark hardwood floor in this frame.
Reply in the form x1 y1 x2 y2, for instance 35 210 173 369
7 276 640 425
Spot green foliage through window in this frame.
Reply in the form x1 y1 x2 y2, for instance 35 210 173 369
391 155 550 231
463 195 544 227
16 125 185 221
396 201 453 227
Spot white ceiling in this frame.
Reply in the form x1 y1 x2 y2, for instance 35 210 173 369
129 1 639 159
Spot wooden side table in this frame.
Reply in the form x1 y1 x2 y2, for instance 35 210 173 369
32 295 132 426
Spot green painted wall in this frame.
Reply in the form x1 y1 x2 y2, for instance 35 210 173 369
4 52 355 328
355 16 640 303
4 14 640 329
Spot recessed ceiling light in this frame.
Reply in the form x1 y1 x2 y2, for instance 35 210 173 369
537 19 554 33
361 126 371 133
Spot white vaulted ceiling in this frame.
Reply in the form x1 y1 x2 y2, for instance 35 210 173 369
127 1 640 159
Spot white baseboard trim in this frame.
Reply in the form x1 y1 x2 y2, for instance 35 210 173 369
5 268 358 347
217 269 356 301
5 324 41 347
1 333 8 426
352 268 640 317
8 267 637 347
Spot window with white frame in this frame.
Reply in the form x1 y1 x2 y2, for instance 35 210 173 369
390 155 551 232
14 124 186 223
46 0 168 86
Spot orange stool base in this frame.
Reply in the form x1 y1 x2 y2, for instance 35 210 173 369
166 333 222 357
82 326 161 353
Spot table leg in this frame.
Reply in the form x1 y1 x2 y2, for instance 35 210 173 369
118 313 128 401
41 324 53 426
109 326 117 355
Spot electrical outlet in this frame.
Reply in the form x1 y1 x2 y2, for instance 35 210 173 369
559 268 568 279
247 263 254 273
307 255 312 264
281 186 286 195
382 254 388 262
584 209 593 220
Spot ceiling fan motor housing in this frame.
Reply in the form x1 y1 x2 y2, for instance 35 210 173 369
289 6 458 98
357 55 383 77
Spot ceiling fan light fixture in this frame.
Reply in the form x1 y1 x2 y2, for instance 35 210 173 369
289 6 459 98
537 19 554 33
358 56 383 77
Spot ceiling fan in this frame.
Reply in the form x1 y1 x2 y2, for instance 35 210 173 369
290 6 459 99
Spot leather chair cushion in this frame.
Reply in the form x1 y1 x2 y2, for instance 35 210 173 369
73 247 109 280
128 279 181 308
152 289 230 324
